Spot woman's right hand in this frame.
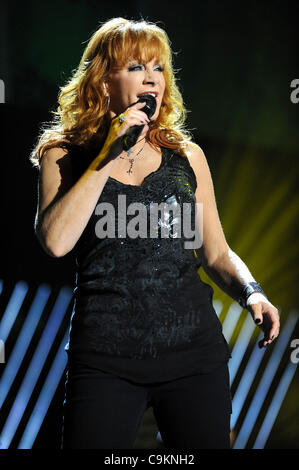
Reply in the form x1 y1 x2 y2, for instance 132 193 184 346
89 101 150 171
103 101 150 158
110 100 150 139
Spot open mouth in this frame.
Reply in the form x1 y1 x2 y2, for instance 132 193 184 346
137 92 158 99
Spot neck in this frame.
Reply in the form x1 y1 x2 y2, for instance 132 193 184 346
124 137 146 157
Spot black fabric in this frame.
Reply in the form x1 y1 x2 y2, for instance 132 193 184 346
61 360 232 449
65 145 231 383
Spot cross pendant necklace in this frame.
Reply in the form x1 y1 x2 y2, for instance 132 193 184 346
127 158 135 174
120 138 146 175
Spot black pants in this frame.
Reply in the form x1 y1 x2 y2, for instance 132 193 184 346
61 360 232 449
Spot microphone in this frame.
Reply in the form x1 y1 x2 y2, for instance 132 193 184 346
122 94 157 151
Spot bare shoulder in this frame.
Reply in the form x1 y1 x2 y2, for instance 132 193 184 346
40 146 70 167
184 141 210 180
40 146 72 182
38 146 73 218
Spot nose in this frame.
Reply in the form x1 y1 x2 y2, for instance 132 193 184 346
143 68 157 85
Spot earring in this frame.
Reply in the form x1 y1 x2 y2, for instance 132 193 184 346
103 83 110 108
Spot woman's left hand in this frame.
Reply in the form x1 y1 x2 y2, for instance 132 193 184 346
246 293 280 348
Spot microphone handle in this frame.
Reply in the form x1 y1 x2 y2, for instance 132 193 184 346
122 124 144 151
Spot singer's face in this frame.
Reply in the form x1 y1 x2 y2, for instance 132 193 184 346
106 58 165 121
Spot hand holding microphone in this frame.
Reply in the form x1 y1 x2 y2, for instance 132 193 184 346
120 94 157 150
102 94 157 162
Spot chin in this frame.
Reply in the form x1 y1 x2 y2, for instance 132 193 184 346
151 111 160 121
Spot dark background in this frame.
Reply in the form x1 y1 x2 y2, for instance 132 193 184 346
0 0 298 449
1 0 298 287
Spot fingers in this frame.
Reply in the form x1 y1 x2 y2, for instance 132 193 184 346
249 301 280 349
113 105 150 130
122 101 149 122
131 101 147 110
127 108 150 125
257 311 280 349
104 101 150 159
250 302 263 326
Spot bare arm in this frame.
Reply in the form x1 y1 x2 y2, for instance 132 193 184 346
35 146 117 257
35 101 150 257
188 144 260 300
186 142 256 296
187 143 280 344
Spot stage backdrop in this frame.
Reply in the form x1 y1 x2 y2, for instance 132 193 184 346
0 0 298 449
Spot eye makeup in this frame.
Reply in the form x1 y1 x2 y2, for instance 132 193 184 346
127 62 164 72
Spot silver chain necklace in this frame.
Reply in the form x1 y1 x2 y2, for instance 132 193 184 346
119 138 146 175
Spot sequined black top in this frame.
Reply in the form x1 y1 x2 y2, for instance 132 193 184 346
65 144 231 383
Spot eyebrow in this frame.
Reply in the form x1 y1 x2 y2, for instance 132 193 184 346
127 58 162 65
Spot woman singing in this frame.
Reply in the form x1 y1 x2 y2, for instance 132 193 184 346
30 17 280 449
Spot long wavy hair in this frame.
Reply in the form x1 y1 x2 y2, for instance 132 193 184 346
29 17 193 168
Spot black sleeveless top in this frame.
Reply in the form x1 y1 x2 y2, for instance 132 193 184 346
65 144 231 383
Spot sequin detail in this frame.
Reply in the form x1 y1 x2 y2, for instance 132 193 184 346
66 146 224 360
